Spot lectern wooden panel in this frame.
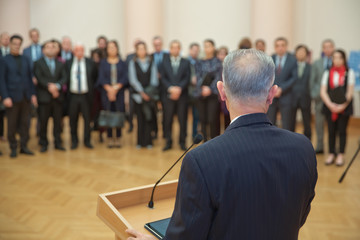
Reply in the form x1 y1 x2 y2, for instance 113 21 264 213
97 180 178 240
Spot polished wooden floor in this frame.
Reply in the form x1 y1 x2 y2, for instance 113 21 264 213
0 115 359 240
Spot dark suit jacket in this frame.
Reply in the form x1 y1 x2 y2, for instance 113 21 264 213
34 57 67 103
272 53 297 105
160 55 191 97
23 45 43 73
65 57 98 103
0 54 35 102
292 62 311 108
164 113 317 240
97 59 128 110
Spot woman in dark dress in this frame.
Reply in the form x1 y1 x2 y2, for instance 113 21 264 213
195 39 222 141
128 41 159 149
320 49 355 166
97 40 128 148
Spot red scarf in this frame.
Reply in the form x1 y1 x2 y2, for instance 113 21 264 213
329 65 346 121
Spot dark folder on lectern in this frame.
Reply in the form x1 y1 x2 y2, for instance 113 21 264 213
329 87 347 104
144 218 171 239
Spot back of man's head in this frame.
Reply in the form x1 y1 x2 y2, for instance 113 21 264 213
223 49 275 104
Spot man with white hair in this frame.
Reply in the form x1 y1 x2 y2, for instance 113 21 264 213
65 42 97 149
126 49 317 240
0 32 10 57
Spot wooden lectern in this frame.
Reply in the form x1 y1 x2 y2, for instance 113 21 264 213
97 180 178 240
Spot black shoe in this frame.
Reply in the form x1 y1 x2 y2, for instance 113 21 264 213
10 149 17 158
180 143 187 151
55 145 66 151
315 149 324 154
0 151 2 156
85 143 94 149
40 146 48 153
20 147 34 155
99 134 104 143
162 143 172 151
71 142 78 150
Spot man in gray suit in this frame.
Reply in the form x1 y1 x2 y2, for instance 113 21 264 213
309 39 335 154
267 37 297 131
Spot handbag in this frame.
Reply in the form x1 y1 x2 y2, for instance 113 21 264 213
99 110 125 128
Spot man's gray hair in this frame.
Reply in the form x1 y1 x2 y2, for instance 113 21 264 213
223 49 275 103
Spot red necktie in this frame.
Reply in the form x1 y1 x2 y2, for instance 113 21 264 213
276 57 282 75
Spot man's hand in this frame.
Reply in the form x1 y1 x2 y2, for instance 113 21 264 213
274 87 282 98
3 98 13 108
168 86 182 100
32 77 38 86
201 86 211 97
48 83 60 98
126 229 157 240
31 95 38 107
141 92 150 102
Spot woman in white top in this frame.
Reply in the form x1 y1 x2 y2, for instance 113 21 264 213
320 49 355 166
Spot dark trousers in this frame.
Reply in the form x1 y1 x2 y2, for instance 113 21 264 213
69 94 91 144
134 102 153 147
325 113 349 154
292 98 312 140
6 99 31 150
106 102 122 138
163 94 188 145
197 95 220 141
267 98 295 131
192 105 199 138
38 99 63 147
0 109 5 137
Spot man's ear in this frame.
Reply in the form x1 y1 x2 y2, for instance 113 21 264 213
267 85 278 105
217 81 227 102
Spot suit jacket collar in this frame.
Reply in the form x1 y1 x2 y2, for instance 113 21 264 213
225 113 272 132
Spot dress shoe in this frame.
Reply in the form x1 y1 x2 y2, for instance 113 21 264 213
335 154 345 166
162 143 172 151
315 149 324 154
10 149 17 158
325 154 335 165
55 145 66 151
40 146 48 153
71 142 78 150
180 143 187 151
20 147 34 155
85 143 94 149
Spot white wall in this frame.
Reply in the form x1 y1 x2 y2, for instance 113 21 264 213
29 0 126 56
163 0 251 54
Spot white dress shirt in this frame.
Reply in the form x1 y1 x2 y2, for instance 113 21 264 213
70 58 88 94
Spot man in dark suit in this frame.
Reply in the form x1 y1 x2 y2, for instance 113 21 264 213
0 32 10 57
66 43 97 149
0 35 37 158
160 40 191 151
23 28 43 68
126 49 317 240
61 36 73 61
34 40 67 152
292 45 312 139
267 37 297 131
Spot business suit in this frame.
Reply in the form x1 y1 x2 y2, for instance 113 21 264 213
160 55 191 147
0 54 35 150
66 57 97 147
292 62 312 139
309 58 328 151
267 53 297 130
164 113 317 240
34 57 67 148
23 44 43 72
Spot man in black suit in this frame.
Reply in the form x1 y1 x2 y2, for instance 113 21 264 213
126 49 317 240
0 35 37 158
0 32 10 57
292 45 312 139
66 43 97 149
34 40 67 152
160 40 191 151
267 37 297 131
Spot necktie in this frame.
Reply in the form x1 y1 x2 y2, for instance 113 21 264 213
276 57 282 75
77 62 81 93
49 60 55 75
172 58 179 74
298 63 304 78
